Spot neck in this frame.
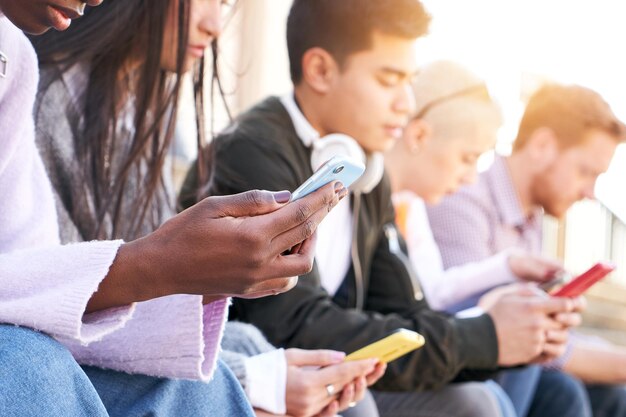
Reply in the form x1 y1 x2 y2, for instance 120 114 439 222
505 153 536 217
294 86 328 137
384 150 405 194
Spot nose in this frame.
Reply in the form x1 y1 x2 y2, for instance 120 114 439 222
393 83 415 116
198 0 224 40
582 184 595 200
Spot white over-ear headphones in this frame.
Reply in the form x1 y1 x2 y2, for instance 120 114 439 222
310 133 385 194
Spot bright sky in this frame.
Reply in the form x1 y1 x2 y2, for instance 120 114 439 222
418 0 626 220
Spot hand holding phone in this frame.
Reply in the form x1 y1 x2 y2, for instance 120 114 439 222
290 155 365 202
550 262 616 297
345 329 425 364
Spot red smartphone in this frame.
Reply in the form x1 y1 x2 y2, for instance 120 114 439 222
551 262 616 297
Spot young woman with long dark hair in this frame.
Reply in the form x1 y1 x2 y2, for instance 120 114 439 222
0 0 344 415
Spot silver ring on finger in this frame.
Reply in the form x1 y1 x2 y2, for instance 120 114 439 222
325 384 335 397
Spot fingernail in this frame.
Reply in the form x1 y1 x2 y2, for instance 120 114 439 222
338 188 349 199
273 190 291 204
332 351 346 361
334 181 345 192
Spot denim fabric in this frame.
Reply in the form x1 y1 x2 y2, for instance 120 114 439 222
0 325 254 417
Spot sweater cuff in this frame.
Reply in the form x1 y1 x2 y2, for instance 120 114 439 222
454 313 499 370
57 240 134 344
201 298 230 380
0 239 133 344
67 295 228 381
244 348 287 414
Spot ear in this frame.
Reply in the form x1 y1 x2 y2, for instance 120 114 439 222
300 47 339 94
403 118 433 153
526 127 559 169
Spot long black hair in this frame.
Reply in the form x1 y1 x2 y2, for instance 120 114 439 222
31 0 226 240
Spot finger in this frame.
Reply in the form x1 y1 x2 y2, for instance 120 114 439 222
571 296 587 312
352 376 367 404
269 190 346 254
365 362 387 386
545 329 569 345
509 283 547 298
542 342 568 359
284 348 346 367
233 276 299 299
318 401 339 417
552 312 582 328
523 261 560 282
335 382 355 412
264 232 320 279
293 233 316 256
317 359 378 386
535 296 574 314
260 182 342 236
268 245 317 278
204 190 292 218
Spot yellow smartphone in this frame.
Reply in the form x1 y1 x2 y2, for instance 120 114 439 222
345 329 425 364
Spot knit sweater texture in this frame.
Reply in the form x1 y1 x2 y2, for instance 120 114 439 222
0 16 225 381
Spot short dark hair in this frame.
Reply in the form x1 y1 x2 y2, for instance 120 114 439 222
514 83 626 151
287 0 430 84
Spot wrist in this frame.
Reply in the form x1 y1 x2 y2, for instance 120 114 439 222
107 238 170 302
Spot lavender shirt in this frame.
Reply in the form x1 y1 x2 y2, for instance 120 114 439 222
425 155 543 308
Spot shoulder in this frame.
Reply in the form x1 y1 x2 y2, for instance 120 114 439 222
215 96 296 152
0 17 38 94
211 96 310 189
435 171 492 218
0 17 39 161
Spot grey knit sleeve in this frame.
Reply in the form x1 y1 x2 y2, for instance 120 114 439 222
219 322 278 389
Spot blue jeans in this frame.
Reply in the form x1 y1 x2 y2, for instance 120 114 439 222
496 366 543 417
499 367 626 417
526 369 591 417
0 324 254 417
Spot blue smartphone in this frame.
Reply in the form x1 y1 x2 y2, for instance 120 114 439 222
290 155 365 201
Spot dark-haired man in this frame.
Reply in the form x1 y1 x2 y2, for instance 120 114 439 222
185 1 583 415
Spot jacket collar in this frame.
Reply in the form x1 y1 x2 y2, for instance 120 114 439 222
280 93 320 148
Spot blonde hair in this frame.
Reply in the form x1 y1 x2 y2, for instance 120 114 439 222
513 83 626 151
411 60 502 140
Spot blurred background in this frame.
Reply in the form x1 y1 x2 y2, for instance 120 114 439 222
175 0 626 343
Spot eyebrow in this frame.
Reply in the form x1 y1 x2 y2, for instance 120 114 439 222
378 67 418 79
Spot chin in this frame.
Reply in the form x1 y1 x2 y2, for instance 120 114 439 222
423 194 443 205
7 14 50 35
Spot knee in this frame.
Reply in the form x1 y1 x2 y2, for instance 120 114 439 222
0 325 78 385
455 383 503 417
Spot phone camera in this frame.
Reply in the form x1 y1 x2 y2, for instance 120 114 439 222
333 165 344 174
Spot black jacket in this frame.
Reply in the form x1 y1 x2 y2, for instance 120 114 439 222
183 97 499 392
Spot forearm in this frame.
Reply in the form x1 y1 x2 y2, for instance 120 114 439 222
85 239 167 313
563 339 626 384
419 251 516 311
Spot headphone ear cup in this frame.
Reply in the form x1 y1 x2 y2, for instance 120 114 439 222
310 134 366 171
310 133 384 194
352 152 385 194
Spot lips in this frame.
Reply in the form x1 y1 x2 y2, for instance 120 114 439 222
188 44 209 58
50 3 83 20
384 125 404 140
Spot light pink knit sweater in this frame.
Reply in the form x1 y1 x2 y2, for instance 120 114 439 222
0 15 227 381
